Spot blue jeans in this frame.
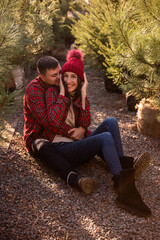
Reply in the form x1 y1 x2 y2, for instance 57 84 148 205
54 117 123 176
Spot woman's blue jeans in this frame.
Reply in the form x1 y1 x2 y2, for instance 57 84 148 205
54 117 124 176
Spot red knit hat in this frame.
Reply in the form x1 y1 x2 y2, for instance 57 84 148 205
61 49 84 81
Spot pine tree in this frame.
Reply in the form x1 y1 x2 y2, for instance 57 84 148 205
52 0 83 49
72 0 160 120
0 0 22 105
0 0 56 106
0 0 83 107
72 0 109 68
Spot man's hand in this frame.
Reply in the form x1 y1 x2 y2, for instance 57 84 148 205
68 126 86 140
81 72 89 110
59 74 65 96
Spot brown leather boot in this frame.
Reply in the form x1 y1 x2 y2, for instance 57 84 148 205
113 169 151 217
78 177 97 195
67 171 97 194
120 152 151 178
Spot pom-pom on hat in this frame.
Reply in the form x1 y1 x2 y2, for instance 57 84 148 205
61 49 84 81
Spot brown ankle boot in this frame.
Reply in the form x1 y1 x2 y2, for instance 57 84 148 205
113 169 151 217
120 156 134 169
120 152 151 178
67 171 97 194
78 177 97 195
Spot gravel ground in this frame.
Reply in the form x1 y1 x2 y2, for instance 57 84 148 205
0 68 160 240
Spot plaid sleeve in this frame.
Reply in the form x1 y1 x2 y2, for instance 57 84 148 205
74 96 91 128
46 87 73 137
25 84 51 129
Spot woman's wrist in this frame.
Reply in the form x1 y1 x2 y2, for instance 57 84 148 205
59 90 65 96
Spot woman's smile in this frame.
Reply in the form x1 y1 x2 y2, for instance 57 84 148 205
64 72 78 93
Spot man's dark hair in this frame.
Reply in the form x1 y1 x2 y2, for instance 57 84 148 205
37 56 59 75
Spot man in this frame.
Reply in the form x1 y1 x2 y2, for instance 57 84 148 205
23 56 97 194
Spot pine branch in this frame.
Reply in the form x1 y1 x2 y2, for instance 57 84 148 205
143 0 160 22
117 20 135 55
0 0 12 17
0 36 6 48
136 56 155 69
20 0 27 10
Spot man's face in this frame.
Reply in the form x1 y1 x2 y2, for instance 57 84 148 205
40 65 61 86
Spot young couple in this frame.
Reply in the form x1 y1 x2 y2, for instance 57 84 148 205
23 49 151 217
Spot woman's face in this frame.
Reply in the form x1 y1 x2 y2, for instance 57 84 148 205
63 72 78 93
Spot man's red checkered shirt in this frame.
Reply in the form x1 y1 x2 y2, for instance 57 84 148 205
23 76 91 151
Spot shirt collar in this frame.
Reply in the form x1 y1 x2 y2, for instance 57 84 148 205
37 76 47 90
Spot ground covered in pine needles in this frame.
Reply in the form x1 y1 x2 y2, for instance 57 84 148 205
0 68 160 240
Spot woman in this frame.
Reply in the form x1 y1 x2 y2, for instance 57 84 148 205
45 49 151 217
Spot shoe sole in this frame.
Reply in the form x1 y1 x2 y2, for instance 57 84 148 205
79 178 97 195
134 152 151 178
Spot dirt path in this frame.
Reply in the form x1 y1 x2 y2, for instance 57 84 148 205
0 68 160 240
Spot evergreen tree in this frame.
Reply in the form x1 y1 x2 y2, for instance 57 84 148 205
0 0 55 106
0 0 22 105
72 0 160 120
0 0 83 107
52 0 83 49
72 0 109 68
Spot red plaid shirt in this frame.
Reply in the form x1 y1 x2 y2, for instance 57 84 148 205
45 86 91 138
23 76 91 151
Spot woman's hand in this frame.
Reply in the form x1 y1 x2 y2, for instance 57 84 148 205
59 74 65 96
68 126 86 140
81 72 89 110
